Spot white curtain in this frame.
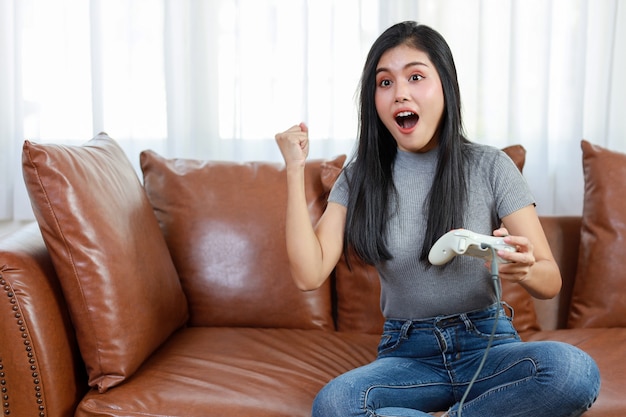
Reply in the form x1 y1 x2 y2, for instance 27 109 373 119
1 0 625 224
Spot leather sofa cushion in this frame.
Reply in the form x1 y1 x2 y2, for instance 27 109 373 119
21 133 189 393
568 140 626 328
333 145 541 334
75 327 378 417
140 151 346 330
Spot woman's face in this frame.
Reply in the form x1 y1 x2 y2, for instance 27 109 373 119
374 43 444 153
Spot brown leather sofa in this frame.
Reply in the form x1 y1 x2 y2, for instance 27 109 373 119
1 133 624 416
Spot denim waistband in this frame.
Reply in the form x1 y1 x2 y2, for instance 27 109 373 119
384 302 513 331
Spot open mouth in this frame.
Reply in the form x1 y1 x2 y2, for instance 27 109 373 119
395 111 419 130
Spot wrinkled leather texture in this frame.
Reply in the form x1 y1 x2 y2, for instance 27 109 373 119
568 140 626 328
140 150 346 330
21 133 189 392
333 145 540 334
76 328 378 417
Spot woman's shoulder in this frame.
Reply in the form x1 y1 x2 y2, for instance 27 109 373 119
464 141 518 167
464 141 503 157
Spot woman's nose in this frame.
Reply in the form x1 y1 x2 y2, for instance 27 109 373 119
394 82 410 102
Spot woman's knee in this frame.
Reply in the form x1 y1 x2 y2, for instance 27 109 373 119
312 376 363 417
536 342 601 408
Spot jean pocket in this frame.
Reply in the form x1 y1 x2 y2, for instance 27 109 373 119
377 330 402 355
469 314 519 340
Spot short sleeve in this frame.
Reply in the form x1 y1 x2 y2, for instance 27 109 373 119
491 150 535 219
328 167 350 207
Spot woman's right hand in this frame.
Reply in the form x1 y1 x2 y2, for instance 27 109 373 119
275 122 309 168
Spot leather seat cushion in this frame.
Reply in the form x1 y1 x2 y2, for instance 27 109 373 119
76 327 378 417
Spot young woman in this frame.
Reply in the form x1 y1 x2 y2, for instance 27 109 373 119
275 21 600 417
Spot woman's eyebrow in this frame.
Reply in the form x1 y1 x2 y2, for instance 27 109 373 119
376 61 429 74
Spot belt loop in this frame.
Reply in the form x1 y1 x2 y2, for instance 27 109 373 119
502 301 515 319
460 313 472 331
400 320 412 339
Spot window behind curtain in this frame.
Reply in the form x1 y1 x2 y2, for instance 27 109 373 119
4 0 626 224
21 0 376 146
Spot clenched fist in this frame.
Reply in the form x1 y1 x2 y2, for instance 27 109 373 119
275 122 309 168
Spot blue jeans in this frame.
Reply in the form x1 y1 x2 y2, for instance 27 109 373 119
313 303 600 417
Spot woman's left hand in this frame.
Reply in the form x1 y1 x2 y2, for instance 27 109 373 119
488 227 535 284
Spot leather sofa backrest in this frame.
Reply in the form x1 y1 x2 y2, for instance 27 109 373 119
534 216 582 331
141 150 346 331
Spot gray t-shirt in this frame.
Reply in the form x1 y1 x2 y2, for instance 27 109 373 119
329 143 534 319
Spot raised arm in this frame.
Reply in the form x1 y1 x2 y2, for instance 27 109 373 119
275 123 346 291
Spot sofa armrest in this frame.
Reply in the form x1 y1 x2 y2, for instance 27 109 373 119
535 216 582 330
0 223 87 417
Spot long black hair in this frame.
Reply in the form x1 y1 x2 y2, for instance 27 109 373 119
344 21 469 265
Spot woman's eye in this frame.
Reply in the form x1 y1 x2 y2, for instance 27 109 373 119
379 79 392 87
410 74 424 81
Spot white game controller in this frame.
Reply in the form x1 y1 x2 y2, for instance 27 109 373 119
428 229 516 266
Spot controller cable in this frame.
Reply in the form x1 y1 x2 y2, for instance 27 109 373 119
456 244 502 417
